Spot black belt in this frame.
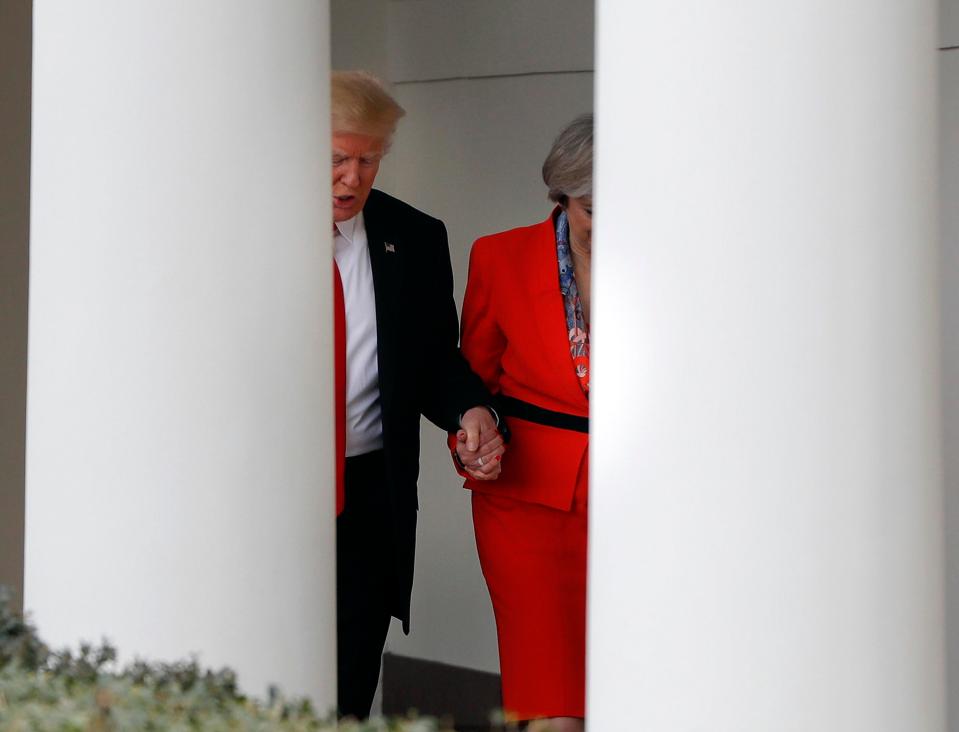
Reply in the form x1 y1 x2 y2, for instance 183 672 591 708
496 395 588 434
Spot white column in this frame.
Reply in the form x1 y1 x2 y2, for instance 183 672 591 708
589 1 943 730
25 1 335 706
940 1 959 727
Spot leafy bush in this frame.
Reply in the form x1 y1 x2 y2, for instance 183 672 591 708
0 587 447 731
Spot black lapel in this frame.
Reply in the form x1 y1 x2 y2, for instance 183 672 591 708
363 190 401 418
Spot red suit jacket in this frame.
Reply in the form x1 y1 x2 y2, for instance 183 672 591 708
458 212 589 510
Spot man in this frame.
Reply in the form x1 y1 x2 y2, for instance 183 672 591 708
330 70 505 718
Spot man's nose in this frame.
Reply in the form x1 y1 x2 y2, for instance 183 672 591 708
338 161 360 187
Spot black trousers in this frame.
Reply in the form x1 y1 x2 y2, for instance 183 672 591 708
336 449 394 719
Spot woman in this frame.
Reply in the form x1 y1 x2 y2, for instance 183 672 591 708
453 114 592 731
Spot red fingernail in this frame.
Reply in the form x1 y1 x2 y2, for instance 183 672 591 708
495 455 501 461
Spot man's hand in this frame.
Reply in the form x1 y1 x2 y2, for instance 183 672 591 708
456 406 506 481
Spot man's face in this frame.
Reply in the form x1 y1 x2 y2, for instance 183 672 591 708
332 132 384 223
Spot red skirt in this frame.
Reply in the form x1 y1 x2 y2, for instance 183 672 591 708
471 465 587 720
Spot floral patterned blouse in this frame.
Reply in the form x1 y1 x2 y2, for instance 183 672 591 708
555 210 590 396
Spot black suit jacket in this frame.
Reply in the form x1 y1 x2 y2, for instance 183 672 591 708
361 188 489 631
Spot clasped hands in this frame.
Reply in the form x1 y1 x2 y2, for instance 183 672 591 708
456 406 507 481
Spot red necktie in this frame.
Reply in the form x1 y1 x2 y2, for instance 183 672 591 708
333 261 346 516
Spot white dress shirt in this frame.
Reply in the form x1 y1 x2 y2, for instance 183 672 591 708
334 213 383 456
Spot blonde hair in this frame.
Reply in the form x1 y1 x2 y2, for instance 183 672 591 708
542 113 593 204
331 71 405 144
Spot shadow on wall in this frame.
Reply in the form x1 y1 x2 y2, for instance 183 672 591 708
0 0 31 613
382 653 501 731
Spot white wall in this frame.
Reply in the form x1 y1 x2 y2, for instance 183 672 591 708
330 0 388 80
945 0 959 49
26 1 336 706
332 0 594 675
589 0 944 729
385 0 593 82
942 0 959 727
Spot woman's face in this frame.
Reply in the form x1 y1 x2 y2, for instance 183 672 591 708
564 195 592 255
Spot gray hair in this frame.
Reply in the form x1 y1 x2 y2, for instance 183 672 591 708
542 113 593 204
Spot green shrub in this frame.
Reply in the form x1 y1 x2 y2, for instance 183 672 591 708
0 587 446 732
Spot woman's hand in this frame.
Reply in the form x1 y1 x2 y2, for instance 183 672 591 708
457 406 506 480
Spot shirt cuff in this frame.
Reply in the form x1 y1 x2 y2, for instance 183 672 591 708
458 405 500 428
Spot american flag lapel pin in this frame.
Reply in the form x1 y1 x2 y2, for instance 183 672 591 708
384 242 396 253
